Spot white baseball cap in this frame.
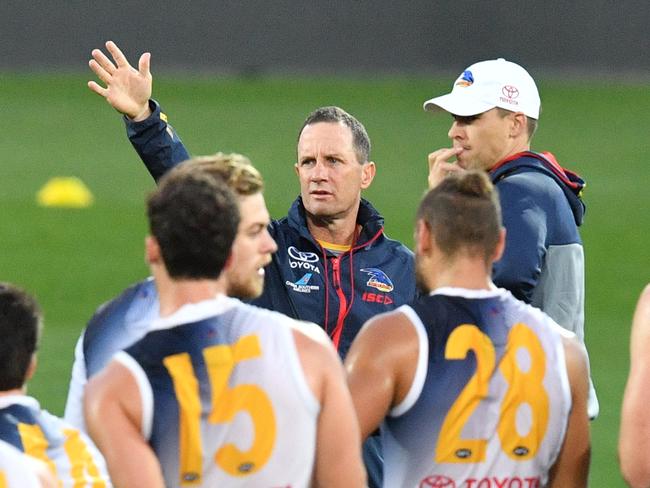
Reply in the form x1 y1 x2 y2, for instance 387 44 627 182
423 58 541 119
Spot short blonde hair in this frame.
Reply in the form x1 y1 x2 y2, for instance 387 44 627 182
178 152 264 196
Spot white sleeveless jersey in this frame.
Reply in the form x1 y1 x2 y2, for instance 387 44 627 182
0 395 110 487
117 295 321 488
383 287 572 488
0 440 41 488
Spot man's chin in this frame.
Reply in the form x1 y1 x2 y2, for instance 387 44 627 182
227 279 264 301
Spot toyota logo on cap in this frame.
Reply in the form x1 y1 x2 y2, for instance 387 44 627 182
502 85 519 99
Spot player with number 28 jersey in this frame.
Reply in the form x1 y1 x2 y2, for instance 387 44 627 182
384 288 571 487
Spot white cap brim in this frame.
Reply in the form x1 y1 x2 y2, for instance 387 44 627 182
423 93 495 116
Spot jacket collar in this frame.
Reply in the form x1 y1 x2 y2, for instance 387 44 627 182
489 151 586 226
287 196 385 249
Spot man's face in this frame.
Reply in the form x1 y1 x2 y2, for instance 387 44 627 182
296 122 375 220
447 108 514 171
225 193 277 299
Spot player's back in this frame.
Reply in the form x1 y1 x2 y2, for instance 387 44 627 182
0 439 43 488
0 395 110 487
64 278 158 430
117 294 320 488
383 287 571 488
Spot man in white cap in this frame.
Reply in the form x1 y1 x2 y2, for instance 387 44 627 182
423 58 598 419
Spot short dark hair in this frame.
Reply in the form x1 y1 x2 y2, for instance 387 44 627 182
178 153 264 197
0 283 42 390
417 171 501 262
299 106 371 163
147 167 240 280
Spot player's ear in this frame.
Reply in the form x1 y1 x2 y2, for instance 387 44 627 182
24 354 37 382
360 161 376 189
145 235 161 264
492 227 506 262
222 251 234 272
415 219 432 255
509 112 527 139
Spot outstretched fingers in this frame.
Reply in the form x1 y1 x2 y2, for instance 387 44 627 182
105 40 131 68
88 59 112 85
87 80 108 98
91 48 117 75
138 52 151 77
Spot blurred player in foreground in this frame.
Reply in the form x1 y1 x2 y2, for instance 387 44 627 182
345 171 590 487
64 153 277 430
84 167 365 487
619 284 650 487
0 439 57 488
0 283 110 487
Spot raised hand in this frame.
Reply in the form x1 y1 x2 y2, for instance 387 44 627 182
88 40 153 121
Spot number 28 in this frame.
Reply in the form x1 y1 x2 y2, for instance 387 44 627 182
436 323 550 463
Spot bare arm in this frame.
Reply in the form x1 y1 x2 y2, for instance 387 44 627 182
292 326 366 488
345 311 419 440
548 334 591 488
84 359 164 488
620 284 650 487
88 40 152 121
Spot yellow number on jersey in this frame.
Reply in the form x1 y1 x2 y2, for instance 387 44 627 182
17 423 106 487
436 324 495 463
164 334 277 485
435 323 550 463
0 472 6 488
498 323 550 460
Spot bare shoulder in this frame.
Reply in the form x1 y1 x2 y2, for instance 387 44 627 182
631 284 650 340
85 356 141 428
353 307 419 354
559 332 589 387
86 357 132 399
636 283 650 312
290 319 334 351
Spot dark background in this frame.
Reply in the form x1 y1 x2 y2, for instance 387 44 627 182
1 0 647 78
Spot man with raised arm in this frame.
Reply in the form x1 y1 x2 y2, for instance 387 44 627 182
86 40 415 487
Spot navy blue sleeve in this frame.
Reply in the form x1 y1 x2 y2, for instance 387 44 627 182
492 175 547 303
124 99 190 182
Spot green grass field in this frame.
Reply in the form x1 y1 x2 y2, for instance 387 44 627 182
1 72 647 486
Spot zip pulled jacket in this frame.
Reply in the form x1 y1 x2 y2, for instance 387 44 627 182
489 150 598 419
259 195 416 357
490 150 586 339
125 100 417 358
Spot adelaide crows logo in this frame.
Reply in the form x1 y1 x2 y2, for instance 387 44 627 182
455 70 474 87
360 268 394 293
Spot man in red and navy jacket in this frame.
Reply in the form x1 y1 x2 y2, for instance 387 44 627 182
81 41 416 488
125 100 417 361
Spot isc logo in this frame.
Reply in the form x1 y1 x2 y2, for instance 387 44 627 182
362 292 393 305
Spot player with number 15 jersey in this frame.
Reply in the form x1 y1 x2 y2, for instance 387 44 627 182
116 296 321 486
